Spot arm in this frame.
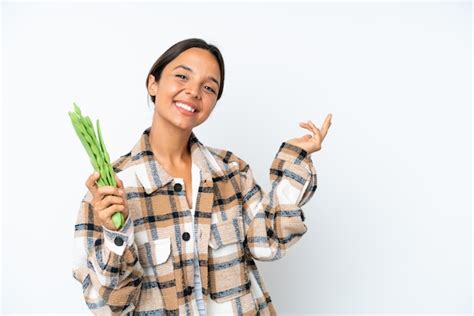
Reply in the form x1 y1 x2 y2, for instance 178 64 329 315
240 142 318 261
72 191 144 315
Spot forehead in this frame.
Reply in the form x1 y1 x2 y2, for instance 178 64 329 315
166 48 220 81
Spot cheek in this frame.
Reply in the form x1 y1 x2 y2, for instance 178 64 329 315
165 84 181 96
158 80 181 95
203 94 217 106
200 103 216 117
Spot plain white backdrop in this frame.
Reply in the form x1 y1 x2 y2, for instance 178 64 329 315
1 0 472 314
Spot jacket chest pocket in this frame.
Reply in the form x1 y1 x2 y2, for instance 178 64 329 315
136 237 179 310
208 216 251 303
137 237 174 277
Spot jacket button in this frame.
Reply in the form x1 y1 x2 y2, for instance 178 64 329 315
184 286 193 296
182 232 190 241
114 236 124 246
174 183 182 192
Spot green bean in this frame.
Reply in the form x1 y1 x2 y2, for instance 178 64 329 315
68 103 124 229
73 102 82 116
84 116 101 153
74 116 101 166
69 115 100 172
87 117 109 184
97 120 117 187
70 108 104 180
112 212 124 230
96 120 107 161
79 116 98 150
109 165 117 187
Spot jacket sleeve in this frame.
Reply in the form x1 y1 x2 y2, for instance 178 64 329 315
240 142 318 261
72 191 144 315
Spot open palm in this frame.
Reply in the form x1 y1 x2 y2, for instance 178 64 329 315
286 113 333 155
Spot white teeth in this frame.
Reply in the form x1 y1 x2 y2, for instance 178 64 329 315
175 102 196 113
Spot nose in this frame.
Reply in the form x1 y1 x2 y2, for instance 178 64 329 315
185 83 201 100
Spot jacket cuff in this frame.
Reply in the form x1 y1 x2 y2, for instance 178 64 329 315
275 142 313 167
273 142 314 185
102 215 134 256
273 141 318 211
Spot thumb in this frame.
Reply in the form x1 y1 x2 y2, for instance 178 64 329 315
115 174 124 188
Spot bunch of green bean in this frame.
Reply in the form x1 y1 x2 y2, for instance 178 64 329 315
68 103 125 230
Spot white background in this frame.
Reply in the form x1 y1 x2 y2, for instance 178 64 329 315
1 1 472 314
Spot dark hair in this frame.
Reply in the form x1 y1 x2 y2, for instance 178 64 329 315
146 38 225 104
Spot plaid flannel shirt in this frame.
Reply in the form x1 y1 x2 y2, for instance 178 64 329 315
72 126 318 315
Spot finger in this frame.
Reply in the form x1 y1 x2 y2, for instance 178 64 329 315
321 114 332 137
114 174 126 199
99 195 125 208
324 113 333 126
95 194 124 212
307 120 321 136
115 174 124 189
101 202 129 222
98 204 126 223
97 186 122 199
299 122 312 130
85 172 100 195
299 122 316 137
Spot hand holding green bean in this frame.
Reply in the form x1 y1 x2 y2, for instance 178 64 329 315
86 172 129 231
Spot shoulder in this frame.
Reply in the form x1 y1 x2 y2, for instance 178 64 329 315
110 152 138 187
111 151 133 173
205 145 251 173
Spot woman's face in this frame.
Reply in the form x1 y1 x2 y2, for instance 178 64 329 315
148 47 221 131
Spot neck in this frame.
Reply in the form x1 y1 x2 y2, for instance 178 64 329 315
149 112 192 168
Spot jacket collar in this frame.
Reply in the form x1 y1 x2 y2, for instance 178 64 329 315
130 127 228 194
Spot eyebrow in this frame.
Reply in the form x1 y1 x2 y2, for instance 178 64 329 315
173 64 220 88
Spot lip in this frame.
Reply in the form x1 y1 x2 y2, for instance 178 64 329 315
174 101 198 116
174 100 199 111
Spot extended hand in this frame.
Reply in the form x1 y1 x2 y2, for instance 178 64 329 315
286 113 333 155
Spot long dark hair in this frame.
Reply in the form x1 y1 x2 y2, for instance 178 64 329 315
146 38 225 104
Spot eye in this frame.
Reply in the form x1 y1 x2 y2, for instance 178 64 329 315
176 73 216 94
205 86 216 94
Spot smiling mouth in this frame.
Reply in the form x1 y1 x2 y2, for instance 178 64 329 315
175 101 198 112
174 102 198 115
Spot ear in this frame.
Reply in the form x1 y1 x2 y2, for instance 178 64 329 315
147 74 159 96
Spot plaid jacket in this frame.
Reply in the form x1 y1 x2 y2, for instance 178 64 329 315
72 127 318 315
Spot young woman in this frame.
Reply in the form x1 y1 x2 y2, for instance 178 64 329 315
72 38 332 315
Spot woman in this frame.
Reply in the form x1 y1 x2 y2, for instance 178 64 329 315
72 38 332 315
